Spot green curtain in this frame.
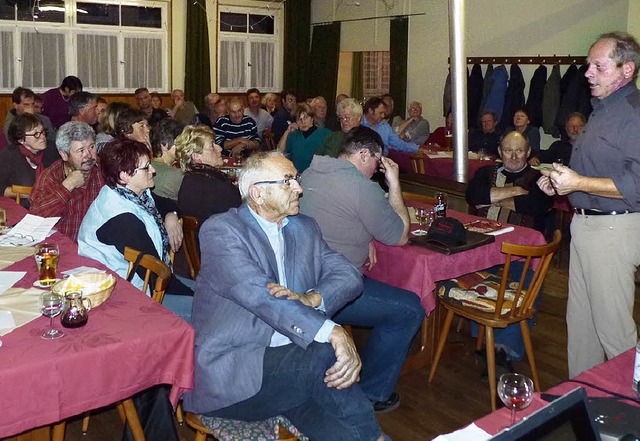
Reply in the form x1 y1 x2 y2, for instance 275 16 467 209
184 0 211 110
350 52 364 102
308 22 341 116
389 17 409 118
283 0 311 98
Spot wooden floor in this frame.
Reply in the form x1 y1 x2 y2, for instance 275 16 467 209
9 264 640 441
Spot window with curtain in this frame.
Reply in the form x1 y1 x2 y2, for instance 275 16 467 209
362 51 390 97
217 3 283 93
0 0 167 93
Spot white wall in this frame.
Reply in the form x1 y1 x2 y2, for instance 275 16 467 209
311 0 631 147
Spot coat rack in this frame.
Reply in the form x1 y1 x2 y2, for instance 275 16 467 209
456 55 587 65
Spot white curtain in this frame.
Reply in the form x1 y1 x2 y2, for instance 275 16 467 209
21 31 65 88
219 39 245 89
77 34 118 89
124 36 162 89
0 30 14 88
250 41 274 89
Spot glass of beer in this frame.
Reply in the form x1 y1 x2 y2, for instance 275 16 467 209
34 242 59 286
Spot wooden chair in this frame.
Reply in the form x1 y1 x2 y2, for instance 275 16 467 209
81 247 173 437
409 150 427 174
185 412 301 441
12 184 32 204
263 129 276 151
428 230 562 411
181 216 201 279
124 246 172 304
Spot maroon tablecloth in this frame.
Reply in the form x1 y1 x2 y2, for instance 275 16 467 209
388 148 495 180
362 206 546 314
474 348 638 435
0 200 195 438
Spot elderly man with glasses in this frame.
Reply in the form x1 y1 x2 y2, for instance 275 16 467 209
315 98 363 158
301 126 425 414
184 151 389 441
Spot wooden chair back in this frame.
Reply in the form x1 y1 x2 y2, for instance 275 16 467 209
12 185 32 204
402 191 438 206
409 150 426 174
263 130 276 150
123 247 172 304
180 216 201 279
490 229 562 322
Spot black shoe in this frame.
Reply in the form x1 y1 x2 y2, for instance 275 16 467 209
479 348 515 383
372 392 401 414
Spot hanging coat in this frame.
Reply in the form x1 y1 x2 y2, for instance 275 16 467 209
525 65 547 128
467 64 484 128
501 64 525 129
541 64 561 137
482 65 508 122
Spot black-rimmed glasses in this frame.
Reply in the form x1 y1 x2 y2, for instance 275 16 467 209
254 174 301 187
25 129 46 139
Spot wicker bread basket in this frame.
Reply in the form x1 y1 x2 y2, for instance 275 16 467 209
52 273 117 308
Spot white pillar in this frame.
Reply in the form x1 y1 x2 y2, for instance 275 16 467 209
448 0 468 183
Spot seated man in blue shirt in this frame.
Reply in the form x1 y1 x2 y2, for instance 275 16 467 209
361 97 419 155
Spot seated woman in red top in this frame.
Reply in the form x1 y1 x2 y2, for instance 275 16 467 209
426 110 453 149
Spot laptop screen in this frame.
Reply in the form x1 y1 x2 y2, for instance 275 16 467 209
490 387 601 441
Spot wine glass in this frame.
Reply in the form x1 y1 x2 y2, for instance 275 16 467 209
39 292 65 340
497 373 534 426
414 207 428 235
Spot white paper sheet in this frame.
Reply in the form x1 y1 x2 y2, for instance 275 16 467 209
0 287 42 336
62 266 106 276
0 271 26 296
0 214 60 246
432 423 492 441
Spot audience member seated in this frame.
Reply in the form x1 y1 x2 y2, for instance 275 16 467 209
261 92 278 116
310 96 328 128
316 98 362 158
244 88 274 138
150 92 164 111
361 97 418 154
538 112 586 166
272 89 298 144
69 92 99 127
277 103 331 173
4 87 57 152
395 101 430 145
466 131 553 234
150 118 185 201
465 131 553 365
95 96 107 127
381 94 403 128
169 89 198 125
116 108 152 150
426 110 453 148
182 151 388 441
42 75 83 129
175 125 241 226
95 102 131 151
301 126 425 413
505 108 541 162
192 93 220 128
0 114 51 208
326 93 348 132
135 87 169 122
213 98 261 158
78 138 193 321
33 94 44 115
468 110 503 156
30 122 103 242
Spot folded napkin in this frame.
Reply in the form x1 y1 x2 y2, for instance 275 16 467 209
0 246 35 270
432 423 491 441
0 287 42 336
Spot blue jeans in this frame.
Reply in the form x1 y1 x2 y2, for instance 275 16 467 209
204 342 383 441
162 275 196 323
333 276 425 401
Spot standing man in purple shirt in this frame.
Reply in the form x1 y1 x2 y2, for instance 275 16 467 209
41 76 83 129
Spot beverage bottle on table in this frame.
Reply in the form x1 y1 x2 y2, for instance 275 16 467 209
435 192 447 218
634 341 640 396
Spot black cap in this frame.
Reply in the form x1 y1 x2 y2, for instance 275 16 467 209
426 217 467 247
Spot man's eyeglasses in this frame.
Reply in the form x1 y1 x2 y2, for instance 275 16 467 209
254 174 301 187
133 163 152 174
339 114 359 122
25 129 45 139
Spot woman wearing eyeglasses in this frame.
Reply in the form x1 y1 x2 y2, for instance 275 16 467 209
0 113 51 208
78 138 193 322
276 102 332 173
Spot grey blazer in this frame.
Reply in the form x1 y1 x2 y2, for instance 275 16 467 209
182 204 363 413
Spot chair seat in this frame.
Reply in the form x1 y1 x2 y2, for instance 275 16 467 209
198 414 308 441
437 270 525 315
